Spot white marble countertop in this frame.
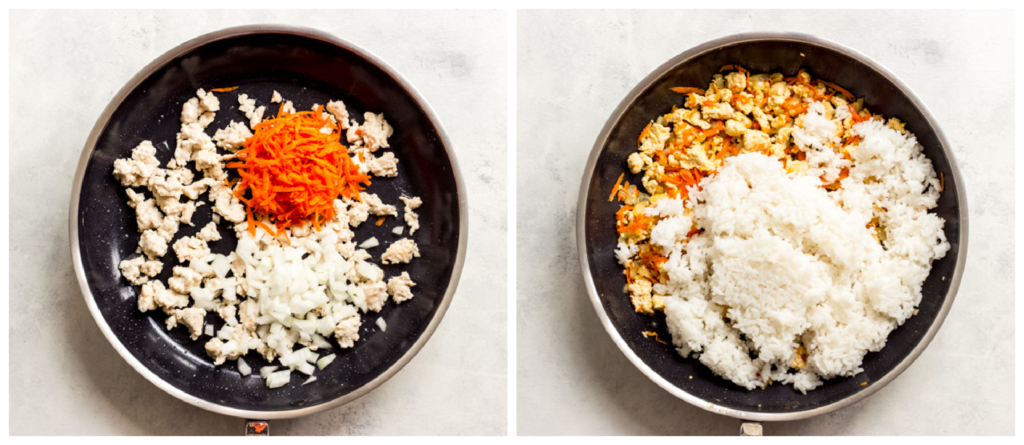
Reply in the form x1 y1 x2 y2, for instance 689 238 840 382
9 10 507 435
516 9 1013 435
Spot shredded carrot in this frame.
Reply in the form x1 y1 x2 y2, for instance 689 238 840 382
822 167 850 191
210 86 239 93
670 87 703 95
618 213 653 235
637 122 653 143
375 217 385 226
849 105 872 124
822 81 855 101
615 204 634 223
609 173 625 202
642 331 668 345
719 64 748 74
940 172 945 192
227 105 370 236
716 138 739 162
701 121 724 139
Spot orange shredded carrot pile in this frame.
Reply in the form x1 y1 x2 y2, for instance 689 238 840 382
375 217 385 227
210 86 239 93
226 105 371 237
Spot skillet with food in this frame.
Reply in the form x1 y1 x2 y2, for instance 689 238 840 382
70 25 467 419
577 32 967 421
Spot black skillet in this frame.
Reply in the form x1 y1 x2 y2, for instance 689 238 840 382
577 32 968 422
69 25 467 420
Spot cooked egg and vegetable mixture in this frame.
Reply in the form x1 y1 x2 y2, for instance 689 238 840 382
612 67 949 392
113 88 423 388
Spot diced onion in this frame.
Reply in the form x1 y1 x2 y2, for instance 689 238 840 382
237 357 251 376
204 324 214 337
296 361 316 375
359 237 379 248
302 376 317 386
312 333 332 349
317 354 336 370
211 255 231 278
376 317 387 332
392 226 404 235
266 370 291 388
260 366 278 379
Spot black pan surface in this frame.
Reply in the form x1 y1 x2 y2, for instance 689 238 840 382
72 27 464 415
580 34 966 419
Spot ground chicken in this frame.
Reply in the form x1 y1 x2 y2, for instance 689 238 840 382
360 192 397 216
172 236 210 263
333 314 361 348
119 256 149 285
216 303 238 326
386 272 416 303
168 266 203 294
166 307 207 340
399 196 422 235
381 238 420 265
210 182 246 223
212 121 252 151
359 112 393 151
365 151 398 177
345 199 371 227
361 281 388 312
112 141 161 187
325 100 350 129
197 221 222 242
139 229 169 259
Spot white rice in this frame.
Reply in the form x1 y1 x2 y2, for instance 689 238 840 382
649 120 949 393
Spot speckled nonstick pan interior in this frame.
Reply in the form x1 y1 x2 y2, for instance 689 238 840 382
578 33 968 421
69 26 466 418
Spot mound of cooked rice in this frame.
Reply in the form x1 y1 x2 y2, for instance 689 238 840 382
631 116 949 393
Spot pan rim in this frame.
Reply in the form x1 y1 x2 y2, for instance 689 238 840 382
68 24 468 419
575 31 969 422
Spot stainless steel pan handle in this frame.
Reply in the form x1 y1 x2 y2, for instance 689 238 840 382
740 422 763 436
245 420 269 436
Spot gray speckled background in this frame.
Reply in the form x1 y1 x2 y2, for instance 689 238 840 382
10 10 507 435
516 9 1013 435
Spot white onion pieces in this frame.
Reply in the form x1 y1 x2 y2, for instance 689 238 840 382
359 237 379 248
376 317 387 332
317 354 336 370
237 357 251 376
266 369 292 389
302 376 317 385
260 366 278 379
